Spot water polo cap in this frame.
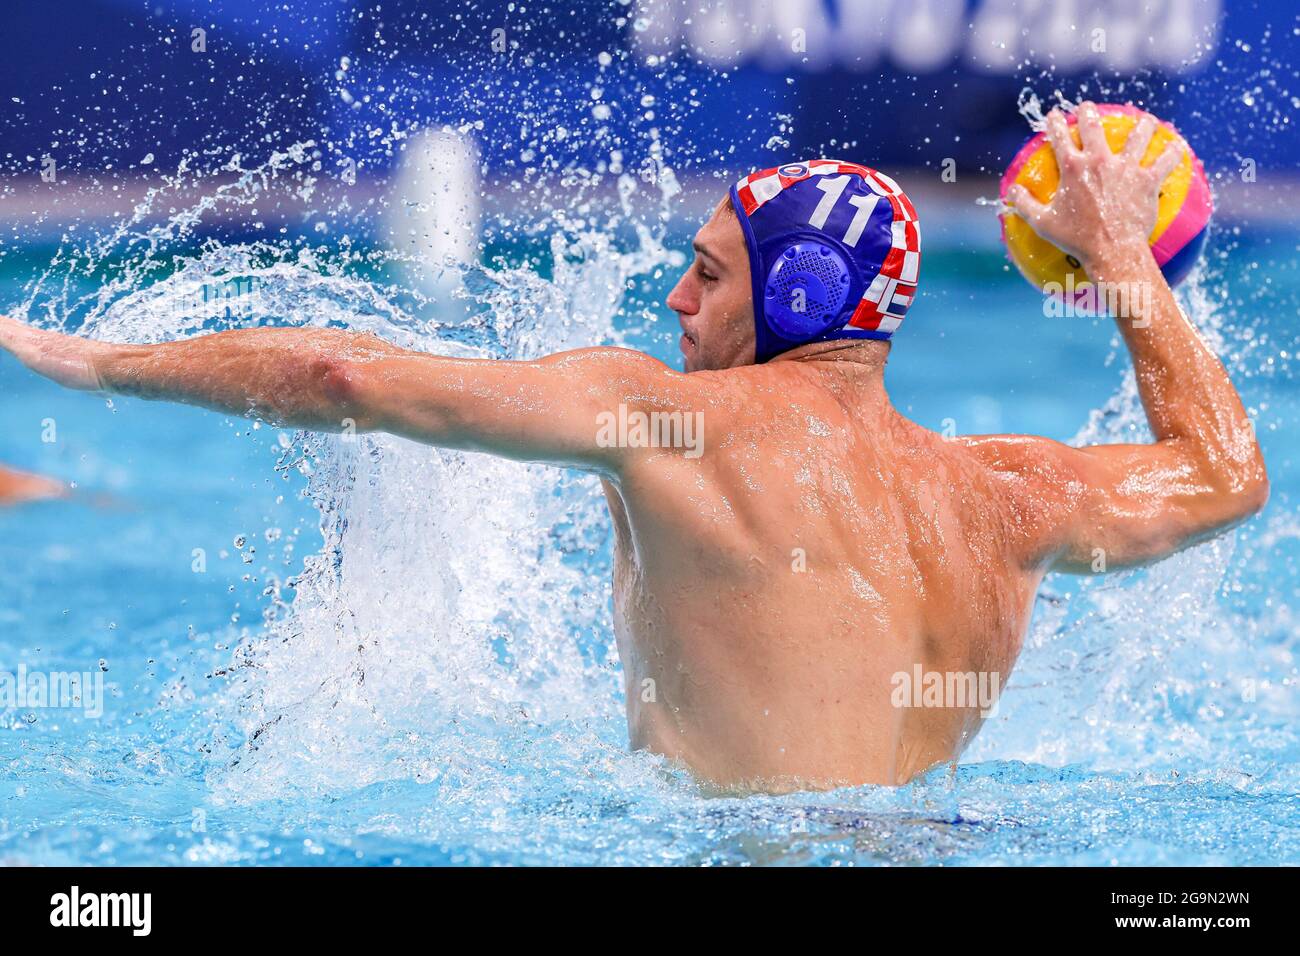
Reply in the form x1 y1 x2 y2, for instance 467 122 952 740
729 160 922 363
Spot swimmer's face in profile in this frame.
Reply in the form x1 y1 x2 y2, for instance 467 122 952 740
666 196 756 372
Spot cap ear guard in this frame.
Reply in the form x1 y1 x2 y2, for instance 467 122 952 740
730 182 865 363
764 241 853 340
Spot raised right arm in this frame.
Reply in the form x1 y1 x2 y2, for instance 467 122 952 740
970 103 1267 573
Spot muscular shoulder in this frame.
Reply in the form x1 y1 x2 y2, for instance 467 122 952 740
536 346 682 393
955 434 1090 495
609 361 831 497
951 433 1091 564
527 347 723 429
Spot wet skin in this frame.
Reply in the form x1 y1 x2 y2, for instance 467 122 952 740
0 104 1267 790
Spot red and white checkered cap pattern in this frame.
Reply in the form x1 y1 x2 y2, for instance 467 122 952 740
733 159 921 336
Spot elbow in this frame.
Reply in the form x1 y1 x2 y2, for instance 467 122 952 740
315 356 355 402
312 356 373 431
1208 458 1270 527
1235 442 1270 519
1236 470 1270 520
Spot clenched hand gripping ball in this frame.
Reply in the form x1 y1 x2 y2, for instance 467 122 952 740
999 103 1212 294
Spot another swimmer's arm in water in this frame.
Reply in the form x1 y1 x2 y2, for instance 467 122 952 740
0 319 698 474
0 463 65 506
978 102 1268 573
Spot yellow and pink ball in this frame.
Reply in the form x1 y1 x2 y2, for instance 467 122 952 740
999 103 1213 295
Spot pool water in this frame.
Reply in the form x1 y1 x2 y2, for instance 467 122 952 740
0 202 1297 866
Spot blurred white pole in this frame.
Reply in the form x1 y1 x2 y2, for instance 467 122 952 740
387 128 481 288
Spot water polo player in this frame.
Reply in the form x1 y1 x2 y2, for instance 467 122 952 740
0 102 1267 790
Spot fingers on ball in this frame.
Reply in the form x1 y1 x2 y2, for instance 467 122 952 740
1124 114 1159 162
1045 109 1077 163
1006 185 1047 224
1076 102 1109 155
1151 139 1186 182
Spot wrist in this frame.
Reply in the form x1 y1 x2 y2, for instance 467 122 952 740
89 342 138 394
1081 240 1156 283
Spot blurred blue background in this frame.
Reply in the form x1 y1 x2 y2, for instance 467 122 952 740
0 0 1294 179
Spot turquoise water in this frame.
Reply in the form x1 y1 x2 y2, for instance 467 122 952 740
1 209 1297 866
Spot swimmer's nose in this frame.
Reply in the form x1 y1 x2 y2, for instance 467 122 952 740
666 272 697 316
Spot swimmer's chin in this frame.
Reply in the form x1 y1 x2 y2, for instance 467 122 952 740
678 337 741 374
679 331 698 372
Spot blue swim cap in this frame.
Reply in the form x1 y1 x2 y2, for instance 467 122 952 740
729 160 922 363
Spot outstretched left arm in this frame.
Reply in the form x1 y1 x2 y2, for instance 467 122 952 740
0 318 695 475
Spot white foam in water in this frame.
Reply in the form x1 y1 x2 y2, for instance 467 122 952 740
211 431 621 802
168 161 683 805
